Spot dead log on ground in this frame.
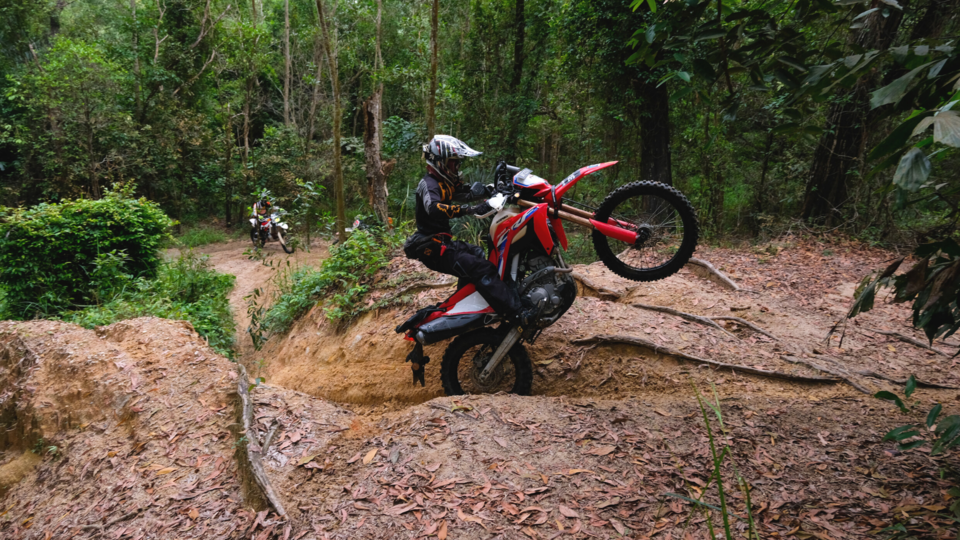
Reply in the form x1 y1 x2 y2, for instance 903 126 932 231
235 364 288 518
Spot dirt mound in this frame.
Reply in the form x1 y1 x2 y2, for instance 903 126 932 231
0 318 289 539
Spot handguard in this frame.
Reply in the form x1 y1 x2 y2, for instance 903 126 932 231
406 342 430 387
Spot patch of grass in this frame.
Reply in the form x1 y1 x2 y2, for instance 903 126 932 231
256 229 399 337
177 226 229 248
62 252 236 357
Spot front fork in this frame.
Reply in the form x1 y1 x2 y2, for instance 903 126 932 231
406 342 429 387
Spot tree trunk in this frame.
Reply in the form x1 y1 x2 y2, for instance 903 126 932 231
224 104 234 228
504 0 526 163
316 0 346 242
426 0 438 139
131 0 141 120
638 78 672 185
364 88 389 226
802 8 904 223
363 0 390 229
283 0 291 127
307 35 324 149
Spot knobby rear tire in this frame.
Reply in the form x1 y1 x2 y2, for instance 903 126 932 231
440 328 533 396
591 181 699 282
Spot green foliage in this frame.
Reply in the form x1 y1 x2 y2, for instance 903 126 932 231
0 184 173 318
850 239 960 344
875 376 960 455
177 226 229 248
62 252 236 357
257 229 398 338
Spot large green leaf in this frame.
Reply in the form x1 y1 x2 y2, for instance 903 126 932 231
869 112 933 160
932 110 960 147
870 62 935 109
892 148 931 191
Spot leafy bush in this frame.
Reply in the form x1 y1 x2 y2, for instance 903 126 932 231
177 226 229 248
0 184 173 318
63 253 236 356
259 229 396 336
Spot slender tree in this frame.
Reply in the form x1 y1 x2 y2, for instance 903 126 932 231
504 0 525 163
364 0 390 227
315 0 346 242
426 0 438 139
283 0 291 127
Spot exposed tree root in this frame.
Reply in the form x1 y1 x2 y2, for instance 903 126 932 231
860 327 951 356
572 272 622 299
852 369 960 390
712 316 780 341
236 365 288 518
687 257 740 291
631 302 738 340
780 355 873 394
573 334 840 384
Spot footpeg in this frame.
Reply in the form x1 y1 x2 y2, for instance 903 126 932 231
406 343 429 387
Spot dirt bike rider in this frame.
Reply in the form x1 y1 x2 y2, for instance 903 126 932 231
403 135 541 331
252 197 272 221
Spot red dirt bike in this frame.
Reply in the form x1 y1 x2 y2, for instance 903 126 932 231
397 161 699 395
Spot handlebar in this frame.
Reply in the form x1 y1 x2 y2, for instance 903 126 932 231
504 164 520 174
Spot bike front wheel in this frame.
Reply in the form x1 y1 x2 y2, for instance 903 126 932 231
591 181 699 282
250 228 265 248
440 328 532 396
276 229 295 254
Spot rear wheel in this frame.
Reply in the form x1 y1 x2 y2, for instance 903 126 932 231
591 181 698 282
440 328 532 396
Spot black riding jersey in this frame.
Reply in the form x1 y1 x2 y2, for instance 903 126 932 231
414 173 476 236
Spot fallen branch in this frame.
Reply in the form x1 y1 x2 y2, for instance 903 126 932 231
780 355 873 394
687 257 740 291
236 365 287 518
572 272 622 299
573 334 839 384
631 302 738 340
711 316 779 341
860 327 950 356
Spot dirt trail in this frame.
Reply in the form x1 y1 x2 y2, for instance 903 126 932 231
2 238 957 539
177 239 329 360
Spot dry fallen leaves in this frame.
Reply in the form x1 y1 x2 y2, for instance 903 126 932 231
362 448 378 465
558 504 579 518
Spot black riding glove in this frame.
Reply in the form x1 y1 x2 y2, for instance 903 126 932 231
469 201 494 216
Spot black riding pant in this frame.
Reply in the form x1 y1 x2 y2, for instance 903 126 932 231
416 239 521 317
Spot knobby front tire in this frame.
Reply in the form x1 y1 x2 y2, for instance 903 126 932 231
440 328 533 396
591 181 699 282
277 229 295 254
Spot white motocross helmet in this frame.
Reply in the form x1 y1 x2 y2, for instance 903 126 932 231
423 135 482 184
